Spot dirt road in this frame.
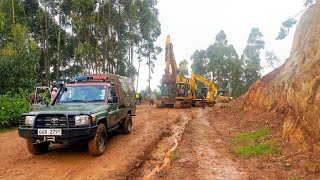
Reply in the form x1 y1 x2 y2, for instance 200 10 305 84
0 104 314 179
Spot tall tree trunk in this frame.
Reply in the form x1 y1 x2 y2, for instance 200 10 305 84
95 0 100 73
44 3 50 85
136 53 141 92
56 0 61 80
11 0 15 24
148 51 151 93
102 0 106 73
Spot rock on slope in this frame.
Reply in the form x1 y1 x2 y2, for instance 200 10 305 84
237 1 320 147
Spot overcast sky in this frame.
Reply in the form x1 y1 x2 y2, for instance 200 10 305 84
135 0 304 92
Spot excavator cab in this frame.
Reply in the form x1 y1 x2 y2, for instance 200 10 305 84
176 83 188 97
197 87 209 99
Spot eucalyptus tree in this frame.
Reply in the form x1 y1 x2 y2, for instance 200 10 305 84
177 59 189 77
242 28 265 89
206 30 240 90
265 50 282 69
191 50 208 77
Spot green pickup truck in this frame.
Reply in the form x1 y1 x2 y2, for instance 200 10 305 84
18 74 136 156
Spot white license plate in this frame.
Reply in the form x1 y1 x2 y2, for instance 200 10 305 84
38 129 62 135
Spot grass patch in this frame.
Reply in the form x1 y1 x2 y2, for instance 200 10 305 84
231 128 281 158
0 127 17 134
234 140 281 158
171 151 180 160
232 128 270 143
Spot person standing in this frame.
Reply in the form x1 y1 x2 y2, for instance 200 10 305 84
135 92 140 104
202 94 205 109
150 93 156 105
139 93 143 104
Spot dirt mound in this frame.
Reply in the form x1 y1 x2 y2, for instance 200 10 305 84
236 2 320 148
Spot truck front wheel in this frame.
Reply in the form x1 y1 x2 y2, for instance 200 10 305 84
27 140 49 155
88 123 107 156
122 114 132 134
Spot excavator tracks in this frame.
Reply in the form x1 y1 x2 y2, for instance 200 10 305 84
174 101 192 108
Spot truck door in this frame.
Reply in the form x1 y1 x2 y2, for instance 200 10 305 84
107 86 121 128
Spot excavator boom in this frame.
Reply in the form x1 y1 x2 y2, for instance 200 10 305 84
162 35 177 96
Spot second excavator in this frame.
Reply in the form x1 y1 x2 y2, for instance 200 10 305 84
191 72 217 107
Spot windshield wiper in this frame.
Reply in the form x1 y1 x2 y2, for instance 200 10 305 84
85 99 105 102
60 99 87 103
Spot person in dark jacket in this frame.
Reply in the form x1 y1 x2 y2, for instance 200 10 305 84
202 94 205 109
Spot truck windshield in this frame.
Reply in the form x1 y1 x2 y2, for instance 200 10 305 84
59 85 106 103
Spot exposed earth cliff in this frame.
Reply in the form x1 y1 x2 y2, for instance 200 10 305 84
237 1 320 149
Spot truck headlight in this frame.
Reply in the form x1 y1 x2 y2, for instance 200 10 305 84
25 116 35 126
75 115 91 125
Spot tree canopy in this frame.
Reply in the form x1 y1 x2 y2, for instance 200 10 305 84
190 29 265 98
0 0 161 94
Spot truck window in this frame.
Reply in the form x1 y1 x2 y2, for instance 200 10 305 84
108 86 118 103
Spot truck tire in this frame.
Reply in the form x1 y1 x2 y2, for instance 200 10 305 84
27 140 49 155
88 123 107 156
122 114 132 134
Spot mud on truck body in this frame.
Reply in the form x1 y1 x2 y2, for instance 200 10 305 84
18 74 136 156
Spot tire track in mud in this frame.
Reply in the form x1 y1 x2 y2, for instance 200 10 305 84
164 108 248 179
125 109 192 179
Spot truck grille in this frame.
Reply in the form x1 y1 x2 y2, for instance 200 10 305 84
35 114 70 128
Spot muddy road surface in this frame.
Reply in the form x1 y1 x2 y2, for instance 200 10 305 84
0 104 189 179
1 103 299 179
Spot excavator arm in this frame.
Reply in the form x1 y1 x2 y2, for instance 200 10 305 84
191 72 217 103
162 35 177 97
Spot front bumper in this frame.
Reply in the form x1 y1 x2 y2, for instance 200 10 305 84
18 126 97 143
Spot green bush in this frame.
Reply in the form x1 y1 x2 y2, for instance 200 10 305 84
0 90 30 128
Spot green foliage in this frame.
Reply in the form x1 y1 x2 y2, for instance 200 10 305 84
171 151 180 160
0 0 161 98
191 30 244 98
0 24 40 94
177 59 189 76
232 128 280 158
191 50 207 76
276 1 315 40
0 0 161 129
0 127 17 134
276 18 298 40
265 50 282 69
0 90 30 128
139 87 162 98
242 28 265 90
232 128 270 143
233 140 281 158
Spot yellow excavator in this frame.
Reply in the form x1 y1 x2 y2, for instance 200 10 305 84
156 35 194 108
191 72 217 107
175 74 197 108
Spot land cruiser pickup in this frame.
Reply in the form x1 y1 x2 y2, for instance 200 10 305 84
18 74 136 156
